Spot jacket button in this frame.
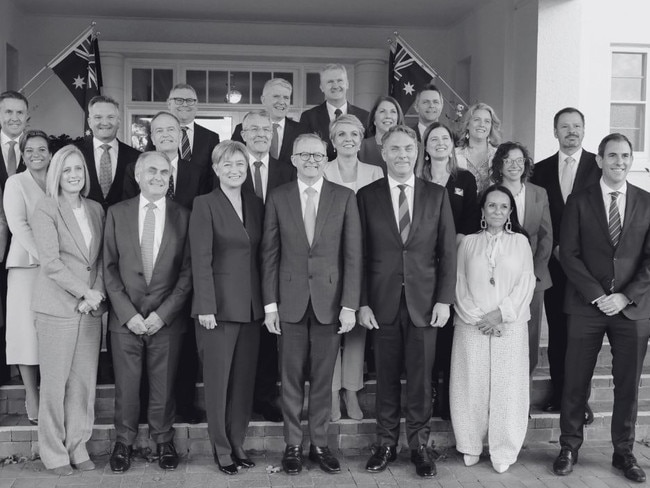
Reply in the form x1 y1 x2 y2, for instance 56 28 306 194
86 266 91 271
309 275 313 279
138 272 143 276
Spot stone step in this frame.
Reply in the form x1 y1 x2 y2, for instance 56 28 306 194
535 338 650 370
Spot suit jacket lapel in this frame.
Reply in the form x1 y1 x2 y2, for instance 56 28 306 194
58 197 90 261
313 180 334 246
126 199 144 271
587 185 610 239
287 183 310 247
574 151 594 193
317 103 331 139
406 178 425 245
84 140 102 198
523 184 535 231
155 202 174 269
619 185 639 246
377 179 402 245
85 200 103 264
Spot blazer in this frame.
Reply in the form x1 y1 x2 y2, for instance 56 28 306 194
530 150 600 248
323 159 384 193
357 177 457 327
358 138 386 173
0 147 26 192
299 102 370 161
31 196 105 318
522 183 553 292
444 169 479 236
78 137 142 210
190 188 264 322
560 182 650 320
0 187 8 263
232 118 301 166
241 156 295 201
103 197 192 334
3 171 45 268
261 179 362 324
123 157 209 211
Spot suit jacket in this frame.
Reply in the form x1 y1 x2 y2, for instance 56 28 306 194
241 156 295 201
3 171 45 267
530 150 600 249
78 137 142 210
0 147 26 192
190 188 264 322
103 197 192 334
299 102 370 161
0 187 7 264
261 179 362 324
31 196 105 318
522 183 553 292
123 157 209 211
445 169 479 236
323 159 384 193
232 118 301 166
560 182 650 320
357 177 457 327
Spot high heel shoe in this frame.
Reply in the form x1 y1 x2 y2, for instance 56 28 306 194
25 401 38 425
331 391 341 422
343 389 363 420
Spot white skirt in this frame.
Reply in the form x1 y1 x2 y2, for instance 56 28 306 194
6 267 39 365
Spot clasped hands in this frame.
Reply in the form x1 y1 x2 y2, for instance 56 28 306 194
126 312 165 336
595 293 629 316
262 308 357 335
476 309 503 337
77 288 104 315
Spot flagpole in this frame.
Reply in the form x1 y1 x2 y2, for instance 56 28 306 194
19 23 95 94
24 73 55 100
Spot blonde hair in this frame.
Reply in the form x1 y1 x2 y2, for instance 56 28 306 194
46 144 90 198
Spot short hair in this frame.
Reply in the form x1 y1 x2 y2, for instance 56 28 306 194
19 129 50 154
211 140 249 167
263 78 292 95
150 111 181 128
46 144 90 198
0 90 28 109
134 151 170 177
319 63 347 80
416 122 459 179
168 83 197 98
380 124 418 147
458 102 502 148
242 109 271 128
479 184 528 238
414 84 442 105
597 132 634 157
490 141 534 184
88 95 119 110
329 114 365 142
366 96 404 137
292 133 327 154
553 107 585 129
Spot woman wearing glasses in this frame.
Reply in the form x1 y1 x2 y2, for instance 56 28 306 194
490 142 552 377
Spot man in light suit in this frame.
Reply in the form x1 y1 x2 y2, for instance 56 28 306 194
530 107 600 418
299 64 369 161
552 133 650 484
358 125 456 478
232 78 301 168
79 95 141 210
410 84 444 142
104 151 192 473
261 133 362 475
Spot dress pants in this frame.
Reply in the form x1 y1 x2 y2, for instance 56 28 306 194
253 327 279 407
527 290 544 375
544 257 568 404
36 313 100 469
374 292 437 449
174 315 200 414
196 320 260 466
279 304 340 447
560 314 650 455
432 310 455 412
111 331 183 445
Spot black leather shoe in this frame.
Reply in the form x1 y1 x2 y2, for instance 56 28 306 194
411 445 436 478
542 402 561 413
309 445 341 474
553 447 577 476
177 406 204 424
281 445 303 475
157 441 179 470
584 403 594 425
366 445 397 473
232 447 255 468
216 460 238 475
109 442 132 473
613 453 647 483
254 401 283 422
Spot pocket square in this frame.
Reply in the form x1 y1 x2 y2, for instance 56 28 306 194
454 188 464 196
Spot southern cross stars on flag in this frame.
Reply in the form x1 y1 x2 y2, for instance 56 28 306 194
388 37 437 114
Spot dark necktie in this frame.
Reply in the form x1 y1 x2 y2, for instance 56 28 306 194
180 127 192 160
270 123 280 160
397 184 410 244
99 143 112 198
141 202 157 285
167 171 175 200
253 161 264 200
334 108 342 119
609 191 621 247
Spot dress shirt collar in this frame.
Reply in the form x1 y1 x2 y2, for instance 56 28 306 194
93 137 118 153
326 102 348 121
417 122 429 139
387 173 416 190
1 130 21 146
272 118 286 130
298 177 324 195
248 152 269 168
168 155 179 171
139 193 167 213
600 178 627 198
181 121 195 133
559 147 583 165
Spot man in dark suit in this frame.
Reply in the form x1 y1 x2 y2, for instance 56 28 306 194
239 109 293 422
299 64 369 161
232 78 301 168
358 125 456 478
530 107 601 417
0 91 27 191
552 133 650 484
261 133 362 475
410 84 443 142
104 151 192 473
79 95 141 210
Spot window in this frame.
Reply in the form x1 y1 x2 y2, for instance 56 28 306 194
610 51 647 151
131 68 173 102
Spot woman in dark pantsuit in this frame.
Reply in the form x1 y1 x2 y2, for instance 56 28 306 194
189 140 264 475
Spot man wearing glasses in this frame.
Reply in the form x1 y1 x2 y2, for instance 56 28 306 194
261 133 362 476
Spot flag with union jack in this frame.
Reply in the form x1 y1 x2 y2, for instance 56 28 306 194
389 37 436 114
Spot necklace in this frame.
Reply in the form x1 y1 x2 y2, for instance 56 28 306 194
484 230 501 286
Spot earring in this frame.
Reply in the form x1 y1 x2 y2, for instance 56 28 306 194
505 216 512 232
480 215 487 230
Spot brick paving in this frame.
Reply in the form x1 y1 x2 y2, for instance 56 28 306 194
0 441 648 487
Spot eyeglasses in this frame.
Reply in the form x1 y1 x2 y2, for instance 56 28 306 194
170 98 197 106
294 152 326 162
503 157 525 166
244 126 273 134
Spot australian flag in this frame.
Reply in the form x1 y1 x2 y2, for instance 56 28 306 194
389 37 436 114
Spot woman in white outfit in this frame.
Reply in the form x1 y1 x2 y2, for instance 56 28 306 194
450 184 535 474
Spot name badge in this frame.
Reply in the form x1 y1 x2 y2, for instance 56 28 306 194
454 188 464 197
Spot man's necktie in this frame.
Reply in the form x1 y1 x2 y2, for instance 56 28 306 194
304 187 317 246
609 191 622 247
253 161 264 200
334 108 342 119
99 144 113 198
6 140 17 176
270 123 280 160
397 184 410 244
167 172 175 200
560 156 575 202
180 127 192 160
141 202 157 285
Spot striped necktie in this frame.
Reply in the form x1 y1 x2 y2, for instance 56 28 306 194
141 202 157 285
608 191 622 247
397 184 410 244
99 144 113 198
180 127 192 160
270 123 280 159
253 161 264 200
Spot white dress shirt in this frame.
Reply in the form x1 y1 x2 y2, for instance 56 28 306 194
72 205 93 251
417 122 429 141
180 121 195 152
138 194 166 265
599 178 627 227
514 184 526 225
1 131 21 170
248 152 269 201
326 102 348 122
387 174 415 230
93 137 119 181
169 155 179 192
273 118 286 154
557 147 583 193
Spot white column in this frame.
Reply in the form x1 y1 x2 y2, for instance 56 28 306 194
100 52 126 131
354 59 386 112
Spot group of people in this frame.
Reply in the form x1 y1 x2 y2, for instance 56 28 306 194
0 60 648 485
